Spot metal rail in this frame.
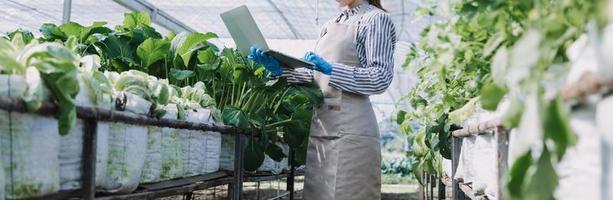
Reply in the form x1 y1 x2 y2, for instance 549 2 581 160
0 96 299 200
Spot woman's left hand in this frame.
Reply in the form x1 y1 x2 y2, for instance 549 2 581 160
304 51 333 75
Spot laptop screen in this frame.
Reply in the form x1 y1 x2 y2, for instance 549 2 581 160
220 5 270 56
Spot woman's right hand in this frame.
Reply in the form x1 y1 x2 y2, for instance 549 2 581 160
247 46 283 76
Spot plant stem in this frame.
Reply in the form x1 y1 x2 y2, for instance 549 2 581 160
264 118 293 128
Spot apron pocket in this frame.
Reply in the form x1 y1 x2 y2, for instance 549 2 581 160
310 97 342 137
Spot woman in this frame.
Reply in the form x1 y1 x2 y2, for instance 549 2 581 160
249 0 396 199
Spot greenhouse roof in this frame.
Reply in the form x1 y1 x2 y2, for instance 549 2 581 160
0 0 431 117
0 0 435 42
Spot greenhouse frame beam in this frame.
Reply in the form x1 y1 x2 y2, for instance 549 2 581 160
112 0 195 33
62 0 72 23
265 0 301 39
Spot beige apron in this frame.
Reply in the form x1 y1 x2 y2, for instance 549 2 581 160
303 8 381 200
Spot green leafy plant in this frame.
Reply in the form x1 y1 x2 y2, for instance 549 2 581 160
0 32 80 135
398 0 601 197
27 11 323 170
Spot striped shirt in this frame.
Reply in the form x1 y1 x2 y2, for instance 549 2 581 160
284 3 397 95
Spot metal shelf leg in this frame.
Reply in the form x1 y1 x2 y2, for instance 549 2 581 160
82 119 98 200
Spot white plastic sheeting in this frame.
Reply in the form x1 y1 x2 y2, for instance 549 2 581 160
452 103 498 199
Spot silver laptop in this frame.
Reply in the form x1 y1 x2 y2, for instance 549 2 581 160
220 5 314 69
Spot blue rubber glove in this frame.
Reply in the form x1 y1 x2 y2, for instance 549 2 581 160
303 51 333 75
247 46 283 76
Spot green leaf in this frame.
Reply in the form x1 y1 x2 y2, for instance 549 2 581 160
123 12 151 29
7 29 34 44
78 22 110 42
30 45 80 135
481 84 507 111
169 68 195 80
58 22 85 37
507 150 532 197
40 23 66 41
542 97 576 160
396 110 407 125
524 148 558 200
151 82 170 105
137 38 170 68
197 48 218 64
196 48 220 71
244 139 265 171
222 106 249 129
170 32 218 67
99 34 137 71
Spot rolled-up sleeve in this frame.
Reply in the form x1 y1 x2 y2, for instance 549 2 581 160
281 68 313 83
329 12 396 95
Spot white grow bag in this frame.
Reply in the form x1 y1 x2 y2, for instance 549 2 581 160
202 121 221 174
181 109 210 177
220 134 236 171
453 106 498 199
159 105 184 181
0 74 60 199
59 74 112 190
141 104 184 183
101 93 150 193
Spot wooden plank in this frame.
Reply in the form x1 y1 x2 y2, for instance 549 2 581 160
22 190 81 200
496 126 509 200
138 171 230 191
245 173 289 182
96 176 235 200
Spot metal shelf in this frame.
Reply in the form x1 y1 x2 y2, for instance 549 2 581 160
0 96 299 200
